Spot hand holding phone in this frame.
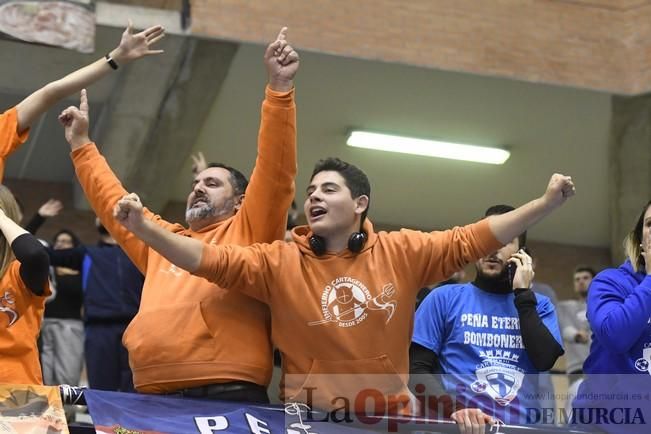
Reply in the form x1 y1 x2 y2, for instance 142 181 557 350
507 249 535 290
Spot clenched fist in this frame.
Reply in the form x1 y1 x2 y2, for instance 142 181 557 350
113 193 145 234
541 173 575 210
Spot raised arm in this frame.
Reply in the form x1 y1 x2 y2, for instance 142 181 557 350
24 199 63 235
588 271 651 354
15 22 164 133
397 174 575 291
235 27 298 242
115 193 202 272
487 173 575 244
0 23 164 182
59 90 178 274
0 210 49 296
114 193 276 302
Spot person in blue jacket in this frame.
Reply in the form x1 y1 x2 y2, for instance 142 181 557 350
33 217 144 392
573 200 651 434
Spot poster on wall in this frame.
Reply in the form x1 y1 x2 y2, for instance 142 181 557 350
0 384 69 434
0 0 95 53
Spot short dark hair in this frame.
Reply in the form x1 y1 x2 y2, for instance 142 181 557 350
484 204 527 249
53 229 81 248
206 163 248 197
574 265 596 278
311 158 371 222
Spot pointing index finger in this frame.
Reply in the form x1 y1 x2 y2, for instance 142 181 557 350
276 26 288 41
79 89 89 114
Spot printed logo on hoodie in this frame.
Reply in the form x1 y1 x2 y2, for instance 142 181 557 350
0 290 18 326
308 277 397 328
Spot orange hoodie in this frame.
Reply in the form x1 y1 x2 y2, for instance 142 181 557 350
196 219 502 411
0 261 50 384
0 107 50 384
71 86 296 393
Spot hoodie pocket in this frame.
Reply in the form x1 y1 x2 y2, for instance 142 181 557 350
288 355 411 412
123 303 216 367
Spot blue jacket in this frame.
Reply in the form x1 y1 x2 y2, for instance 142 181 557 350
573 261 651 432
49 242 143 323
584 260 651 374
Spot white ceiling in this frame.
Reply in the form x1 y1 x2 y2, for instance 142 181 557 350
173 43 612 247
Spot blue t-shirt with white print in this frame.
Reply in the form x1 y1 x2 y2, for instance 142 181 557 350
412 282 562 425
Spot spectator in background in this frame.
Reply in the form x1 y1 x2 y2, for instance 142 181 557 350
190 151 207 178
26 198 85 387
558 265 595 416
411 205 564 429
558 266 595 377
31 214 144 392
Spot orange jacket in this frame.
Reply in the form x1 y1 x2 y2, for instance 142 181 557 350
0 108 28 180
0 108 50 385
196 219 501 411
0 262 50 384
71 87 296 393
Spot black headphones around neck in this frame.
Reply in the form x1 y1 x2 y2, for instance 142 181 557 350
309 230 367 256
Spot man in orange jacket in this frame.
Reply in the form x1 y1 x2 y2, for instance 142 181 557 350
58 28 299 402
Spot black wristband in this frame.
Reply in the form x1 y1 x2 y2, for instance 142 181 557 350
105 54 119 70
514 288 537 308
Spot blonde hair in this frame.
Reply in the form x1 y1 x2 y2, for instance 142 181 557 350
0 185 22 277
624 200 651 273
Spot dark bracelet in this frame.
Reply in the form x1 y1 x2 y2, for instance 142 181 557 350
105 54 119 70
514 288 537 307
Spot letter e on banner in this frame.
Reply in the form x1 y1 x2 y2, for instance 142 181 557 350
245 413 271 434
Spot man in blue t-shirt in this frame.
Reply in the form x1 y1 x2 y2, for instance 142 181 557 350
410 205 564 432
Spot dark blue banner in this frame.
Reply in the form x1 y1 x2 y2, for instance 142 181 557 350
84 389 377 434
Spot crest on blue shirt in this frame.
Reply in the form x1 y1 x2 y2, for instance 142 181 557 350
635 346 651 373
471 353 525 406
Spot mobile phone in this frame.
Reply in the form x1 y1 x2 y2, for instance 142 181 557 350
507 247 529 289
506 261 517 289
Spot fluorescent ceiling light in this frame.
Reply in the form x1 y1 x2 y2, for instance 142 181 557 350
346 131 510 165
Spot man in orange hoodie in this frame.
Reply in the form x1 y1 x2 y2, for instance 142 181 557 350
108 156 575 424
58 28 299 402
